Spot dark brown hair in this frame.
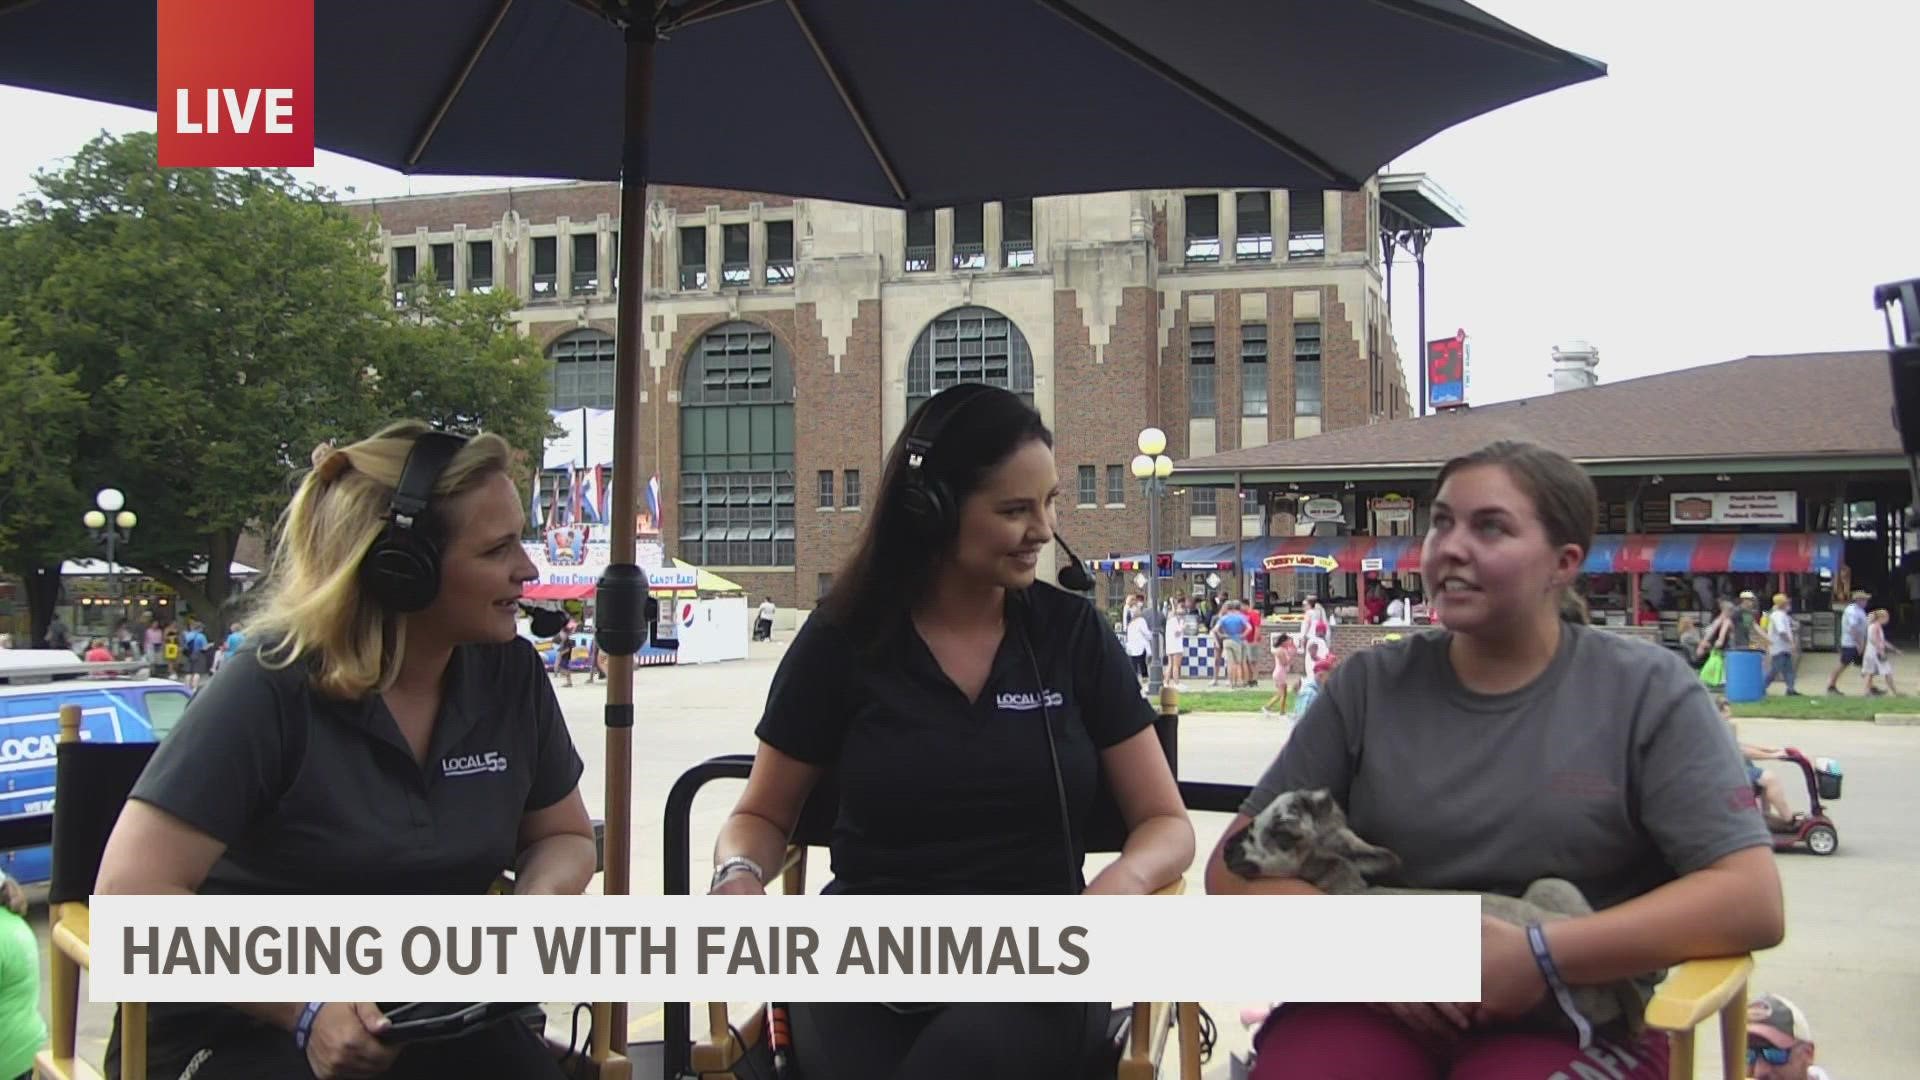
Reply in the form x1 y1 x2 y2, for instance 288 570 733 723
1435 440 1597 620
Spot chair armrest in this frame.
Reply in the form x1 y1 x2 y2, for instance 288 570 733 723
52 902 91 968
1644 954 1754 1031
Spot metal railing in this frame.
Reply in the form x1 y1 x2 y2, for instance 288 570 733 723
678 266 708 290
1004 238 1035 267
951 242 986 270
904 244 934 272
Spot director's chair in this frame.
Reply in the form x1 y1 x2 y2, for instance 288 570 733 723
660 714 1205 1080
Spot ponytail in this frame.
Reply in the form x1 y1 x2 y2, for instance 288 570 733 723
1558 588 1590 625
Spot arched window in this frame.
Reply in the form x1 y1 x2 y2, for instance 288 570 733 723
904 306 1034 417
547 329 616 409
679 323 795 567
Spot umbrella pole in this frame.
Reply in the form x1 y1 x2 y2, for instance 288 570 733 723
595 8 657 1074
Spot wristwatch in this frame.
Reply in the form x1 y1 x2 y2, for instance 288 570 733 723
710 855 766 891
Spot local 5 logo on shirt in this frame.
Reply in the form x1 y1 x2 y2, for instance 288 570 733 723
156 0 314 167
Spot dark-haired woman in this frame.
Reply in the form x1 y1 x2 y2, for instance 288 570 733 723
710 384 1194 1080
1207 440 1783 1078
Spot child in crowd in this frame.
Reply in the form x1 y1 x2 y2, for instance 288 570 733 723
1260 634 1298 718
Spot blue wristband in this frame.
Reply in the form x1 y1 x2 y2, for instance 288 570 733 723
1524 922 1593 1049
293 1001 325 1050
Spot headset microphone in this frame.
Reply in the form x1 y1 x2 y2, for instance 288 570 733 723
519 604 570 639
1053 531 1094 593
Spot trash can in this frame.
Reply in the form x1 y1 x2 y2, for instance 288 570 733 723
1724 648 1766 703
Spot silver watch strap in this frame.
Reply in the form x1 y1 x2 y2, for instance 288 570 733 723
711 855 765 888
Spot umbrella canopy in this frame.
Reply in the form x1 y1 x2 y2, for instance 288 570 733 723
0 0 1602 205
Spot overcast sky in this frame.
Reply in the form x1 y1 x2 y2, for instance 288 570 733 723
1 1 1912 408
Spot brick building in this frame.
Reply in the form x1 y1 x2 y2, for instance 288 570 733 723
345 181 1411 610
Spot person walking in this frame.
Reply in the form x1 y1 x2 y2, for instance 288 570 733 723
1763 594 1801 696
1826 590 1870 694
1862 609 1900 696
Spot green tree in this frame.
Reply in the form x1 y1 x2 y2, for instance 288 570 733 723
0 319 87 645
0 132 555 631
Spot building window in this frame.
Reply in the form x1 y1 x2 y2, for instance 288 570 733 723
1294 320 1323 419
817 470 835 509
905 210 935 273
532 236 558 297
1003 199 1035 267
468 240 494 292
1106 465 1125 506
905 306 1035 416
390 245 417 305
1288 190 1325 258
429 243 455 294
766 220 794 285
721 223 750 287
679 226 707 290
571 233 598 295
843 469 861 509
1241 323 1268 417
547 329 616 409
817 573 834 602
680 322 796 567
1184 194 1220 263
1188 325 1216 419
1235 192 1272 261
1077 465 1097 507
1191 488 1217 521
953 203 985 270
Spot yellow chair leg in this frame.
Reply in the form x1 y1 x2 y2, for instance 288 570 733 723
120 1002 147 1080
46 920 78 1063
1667 1027 1694 1080
1719 984 1748 1080
1176 1002 1202 1080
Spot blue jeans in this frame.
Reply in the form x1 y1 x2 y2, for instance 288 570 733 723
1766 651 1797 692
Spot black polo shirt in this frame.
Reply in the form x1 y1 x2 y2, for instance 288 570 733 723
755 584 1154 895
130 638 584 897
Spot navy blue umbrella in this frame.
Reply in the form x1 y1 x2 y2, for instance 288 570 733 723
0 1 1599 1070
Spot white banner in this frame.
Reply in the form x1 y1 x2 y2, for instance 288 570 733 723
91 894 1479 1004
1669 491 1796 526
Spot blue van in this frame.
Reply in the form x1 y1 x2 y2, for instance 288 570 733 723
0 650 188 884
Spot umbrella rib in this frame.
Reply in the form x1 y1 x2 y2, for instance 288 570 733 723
784 0 907 203
1033 0 1351 187
406 0 518 169
664 0 780 32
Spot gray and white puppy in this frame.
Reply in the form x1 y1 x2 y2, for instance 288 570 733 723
1223 788 1644 1041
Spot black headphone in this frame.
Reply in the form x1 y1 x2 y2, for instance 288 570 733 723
358 431 468 613
897 385 1094 593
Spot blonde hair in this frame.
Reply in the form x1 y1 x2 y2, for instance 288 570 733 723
244 420 516 699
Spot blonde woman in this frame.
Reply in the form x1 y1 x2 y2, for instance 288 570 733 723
94 422 594 1080
1863 609 1901 696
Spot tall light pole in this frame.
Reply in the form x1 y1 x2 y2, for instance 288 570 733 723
83 487 137 639
1132 429 1174 698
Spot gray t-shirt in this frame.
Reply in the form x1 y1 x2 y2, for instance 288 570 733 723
1243 623 1770 911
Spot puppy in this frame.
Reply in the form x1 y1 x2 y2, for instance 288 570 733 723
1224 788 1644 1042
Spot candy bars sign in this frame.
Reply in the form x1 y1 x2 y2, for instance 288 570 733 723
157 0 315 167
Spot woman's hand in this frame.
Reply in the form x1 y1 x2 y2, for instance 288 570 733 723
1474 917 1548 1026
305 1002 399 1079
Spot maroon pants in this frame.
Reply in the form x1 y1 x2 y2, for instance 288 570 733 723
1251 1003 1669 1080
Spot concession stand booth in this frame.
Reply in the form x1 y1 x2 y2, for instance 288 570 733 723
1167 351 1911 653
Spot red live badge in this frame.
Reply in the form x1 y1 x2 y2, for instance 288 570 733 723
157 0 315 167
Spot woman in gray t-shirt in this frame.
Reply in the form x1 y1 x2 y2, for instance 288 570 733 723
1205 440 1782 1079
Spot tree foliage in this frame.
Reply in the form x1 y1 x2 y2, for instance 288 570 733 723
0 132 556 633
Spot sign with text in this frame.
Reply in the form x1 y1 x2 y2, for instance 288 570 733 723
1264 553 1339 572
1300 497 1345 523
91 894 1477 1004
1368 496 1414 527
1427 330 1468 410
158 0 315 167
1669 491 1797 526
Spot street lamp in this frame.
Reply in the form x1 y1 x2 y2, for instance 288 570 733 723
1133 428 1175 697
83 488 136 640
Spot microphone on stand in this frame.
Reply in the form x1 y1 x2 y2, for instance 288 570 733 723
1053 531 1094 593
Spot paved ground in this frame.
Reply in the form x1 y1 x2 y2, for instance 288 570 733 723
45 636 1920 1078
